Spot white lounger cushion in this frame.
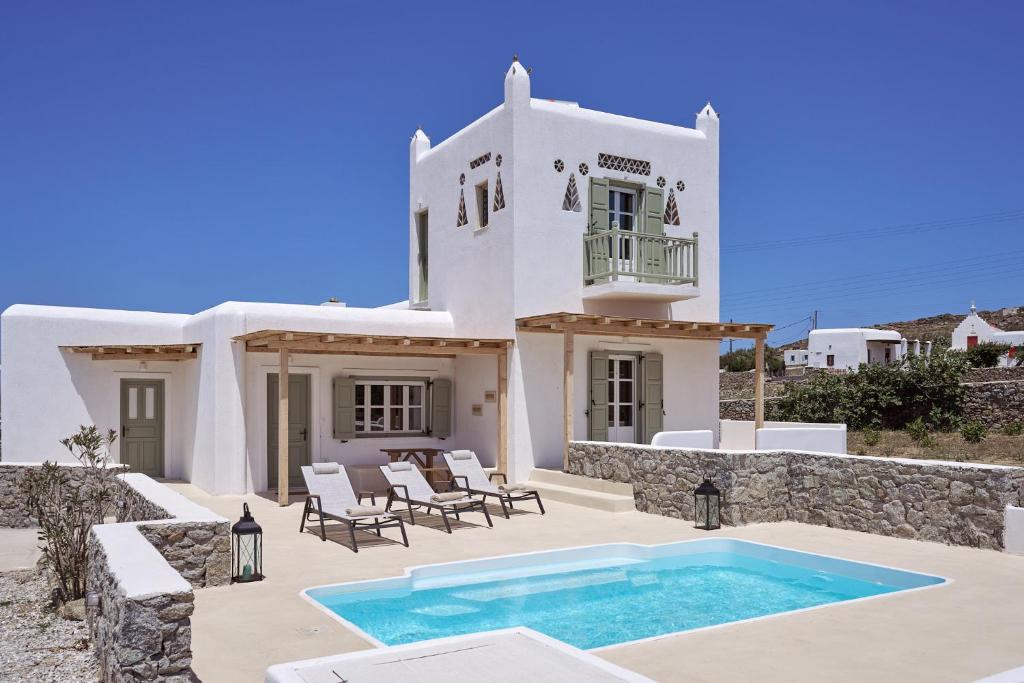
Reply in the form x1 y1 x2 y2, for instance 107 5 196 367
301 465 391 519
380 465 473 505
312 462 340 475
387 461 413 472
443 450 498 492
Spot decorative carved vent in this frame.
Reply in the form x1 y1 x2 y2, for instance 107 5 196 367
578 162 589 176
664 189 680 225
456 189 468 227
553 159 565 173
469 152 492 169
562 173 581 212
493 172 506 212
495 154 503 167
597 153 651 176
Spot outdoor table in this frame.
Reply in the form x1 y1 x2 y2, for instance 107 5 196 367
380 447 449 490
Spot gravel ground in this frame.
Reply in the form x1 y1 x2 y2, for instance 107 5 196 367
0 569 99 682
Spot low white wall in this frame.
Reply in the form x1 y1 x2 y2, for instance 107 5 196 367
756 425 847 455
651 430 714 449
1005 506 1024 555
720 419 846 453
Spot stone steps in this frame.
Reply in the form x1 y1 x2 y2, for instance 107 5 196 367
525 469 636 513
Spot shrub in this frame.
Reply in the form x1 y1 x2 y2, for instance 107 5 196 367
1004 421 1024 436
775 351 968 430
719 346 784 374
906 417 933 447
19 426 126 603
862 427 881 447
960 421 987 444
958 342 1012 368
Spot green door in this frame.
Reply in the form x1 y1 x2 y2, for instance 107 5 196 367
120 379 165 477
267 373 311 490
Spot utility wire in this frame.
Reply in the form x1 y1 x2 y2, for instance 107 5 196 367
722 209 1024 254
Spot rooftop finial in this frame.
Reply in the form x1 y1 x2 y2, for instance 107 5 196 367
512 53 519 62
970 300 976 313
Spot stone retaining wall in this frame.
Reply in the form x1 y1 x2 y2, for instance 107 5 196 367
568 441 1024 549
0 462 126 527
719 397 783 421
88 525 195 682
962 381 1024 431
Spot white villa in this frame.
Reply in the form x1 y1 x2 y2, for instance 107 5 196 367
0 59 771 499
952 303 1024 366
806 328 930 371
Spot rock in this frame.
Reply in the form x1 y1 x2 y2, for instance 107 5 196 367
59 598 87 621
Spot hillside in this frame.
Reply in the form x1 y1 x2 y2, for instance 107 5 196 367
779 305 1024 350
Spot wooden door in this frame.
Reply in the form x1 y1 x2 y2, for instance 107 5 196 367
120 379 165 477
267 373 311 490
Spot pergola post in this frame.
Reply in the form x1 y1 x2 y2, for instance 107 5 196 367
497 348 508 477
562 330 574 471
278 347 290 506
754 335 765 430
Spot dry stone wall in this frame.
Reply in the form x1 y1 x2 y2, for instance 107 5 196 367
962 381 1024 431
568 441 1024 549
87 527 195 682
0 462 126 527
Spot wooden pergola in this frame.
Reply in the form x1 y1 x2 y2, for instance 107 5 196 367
516 312 774 469
61 343 200 361
233 330 514 506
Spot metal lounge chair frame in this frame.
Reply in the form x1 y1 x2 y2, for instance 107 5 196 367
300 464 409 552
380 463 493 533
442 450 546 518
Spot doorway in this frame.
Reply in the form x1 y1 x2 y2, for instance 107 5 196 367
267 373 311 490
120 379 165 477
607 355 637 443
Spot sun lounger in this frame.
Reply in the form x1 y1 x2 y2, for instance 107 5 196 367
442 450 545 518
380 461 492 533
300 463 408 551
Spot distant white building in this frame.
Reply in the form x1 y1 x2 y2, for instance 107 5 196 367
783 349 809 370
951 304 1024 366
807 328 926 371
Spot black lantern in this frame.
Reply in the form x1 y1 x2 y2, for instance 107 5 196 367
694 477 721 530
231 503 264 583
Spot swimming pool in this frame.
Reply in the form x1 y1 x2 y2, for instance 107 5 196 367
304 538 947 650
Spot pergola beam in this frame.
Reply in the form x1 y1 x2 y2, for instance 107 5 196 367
278 348 289 507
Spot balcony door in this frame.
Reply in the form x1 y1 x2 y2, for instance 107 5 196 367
607 187 637 267
607 355 637 443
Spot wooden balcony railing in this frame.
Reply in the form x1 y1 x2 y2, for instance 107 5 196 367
583 230 699 286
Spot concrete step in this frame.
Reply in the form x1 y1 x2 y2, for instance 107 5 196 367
526 469 636 513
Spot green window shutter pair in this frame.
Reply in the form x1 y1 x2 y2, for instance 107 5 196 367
332 377 453 439
642 352 664 443
332 377 357 440
429 378 452 438
641 187 666 281
586 351 663 444
588 351 609 441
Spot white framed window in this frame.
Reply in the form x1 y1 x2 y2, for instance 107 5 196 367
354 380 426 435
475 181 489 228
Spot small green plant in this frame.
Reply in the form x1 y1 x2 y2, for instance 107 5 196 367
959 342 1012 368
20 426 126 603
1003 421 1024 437
862 427 881 447
960 421 987 444
906 417 933 447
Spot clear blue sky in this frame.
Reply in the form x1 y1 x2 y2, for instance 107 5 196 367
2 1 1022 350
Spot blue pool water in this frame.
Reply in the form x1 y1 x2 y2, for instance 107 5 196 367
306 540 945 650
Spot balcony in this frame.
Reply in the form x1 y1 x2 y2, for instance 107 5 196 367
582 230 699 302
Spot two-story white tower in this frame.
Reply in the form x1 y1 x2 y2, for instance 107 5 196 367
1 58 770 495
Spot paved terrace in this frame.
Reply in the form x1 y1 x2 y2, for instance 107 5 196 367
171 482 1024 683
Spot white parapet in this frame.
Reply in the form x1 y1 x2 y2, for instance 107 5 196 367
1005 506 1024 555
651 430 714 449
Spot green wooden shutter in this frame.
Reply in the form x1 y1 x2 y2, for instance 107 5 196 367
587 177 611 284
332 377 356 440
642 187 666 281
642 353 664 444
430 378 452 438
588 351 609 441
